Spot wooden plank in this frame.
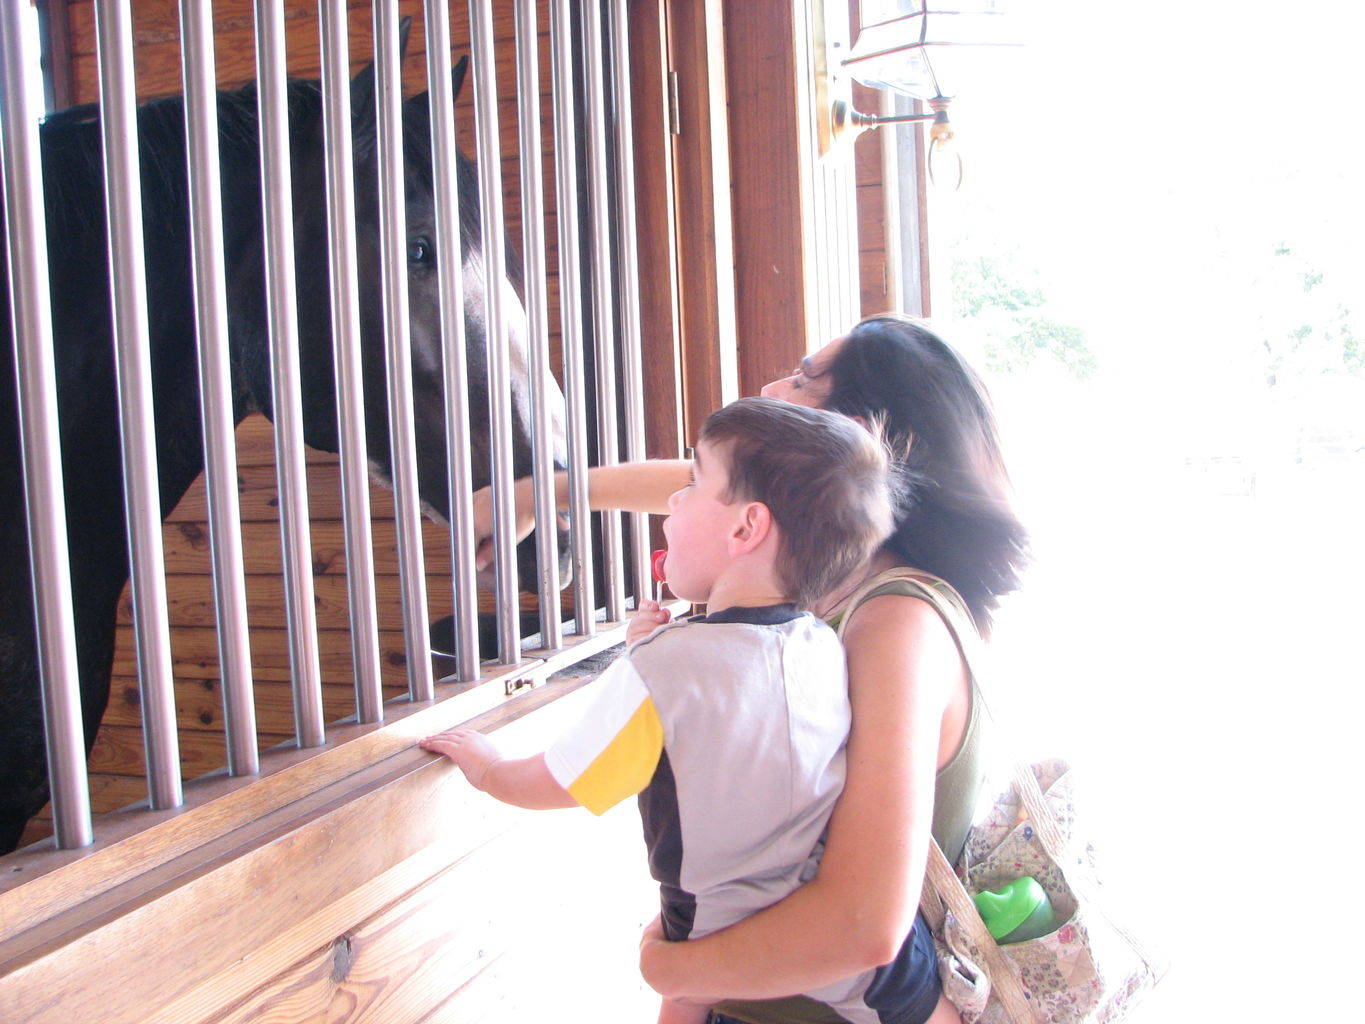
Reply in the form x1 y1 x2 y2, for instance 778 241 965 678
0 682 630 1024
721 0 810 398
163 462 405 522
67 2 541 100
157 518 451 575
195 803 655 1024
117 571 455 631
668 0 739 446
0 667 589 924
83 724 296 781
98 677 396 734
109 625 421 682
628 0 684 463
861 248 889 316
858 182 885 253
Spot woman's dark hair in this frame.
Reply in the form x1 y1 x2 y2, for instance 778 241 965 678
822 314 1029 633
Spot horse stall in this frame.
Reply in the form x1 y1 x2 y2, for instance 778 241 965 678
1 1 903 1020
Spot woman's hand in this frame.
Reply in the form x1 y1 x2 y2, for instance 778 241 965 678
639 913 669 974
641 916 721 1008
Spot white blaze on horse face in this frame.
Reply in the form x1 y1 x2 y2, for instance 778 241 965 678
500 276 568 469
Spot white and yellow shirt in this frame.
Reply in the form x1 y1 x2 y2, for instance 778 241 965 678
545 604 850 943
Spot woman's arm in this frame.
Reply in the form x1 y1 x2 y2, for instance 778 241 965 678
473 460 691 569
639 594 965 1000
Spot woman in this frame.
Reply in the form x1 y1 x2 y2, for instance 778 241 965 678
476 314 1028 1024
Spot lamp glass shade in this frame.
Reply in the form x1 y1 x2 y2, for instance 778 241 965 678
843 6 1012 100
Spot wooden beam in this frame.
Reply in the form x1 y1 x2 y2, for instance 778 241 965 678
35 0 76 112
629 0 685 462
721 1 812 396
0 680 655 1024
666 0 738 446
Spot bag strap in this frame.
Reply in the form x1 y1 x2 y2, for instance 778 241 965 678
835 570 1042 1023
923 840 1044 1024
1009 762 1165 984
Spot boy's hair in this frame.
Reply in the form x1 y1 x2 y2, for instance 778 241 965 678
699 397 893 608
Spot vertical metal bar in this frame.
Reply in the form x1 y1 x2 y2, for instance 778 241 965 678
253 0 325 747
373 0 434 703
318 0 383 721
582 0 624 623
550 0 596 635
92 0 182 811
178 0 257 776
607 0 650 606
468 0 522 664
514 0 563 649
424 0 480 682
0 4 93 849
879 90 904 313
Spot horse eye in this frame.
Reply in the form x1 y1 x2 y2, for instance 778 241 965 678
408 238 432 265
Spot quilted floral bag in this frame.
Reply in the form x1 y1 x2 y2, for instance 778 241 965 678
920 760 1163 1023
836 568 1164 1023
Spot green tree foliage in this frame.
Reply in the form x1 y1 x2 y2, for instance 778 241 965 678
950 244 1096 379
1258 243 1360 387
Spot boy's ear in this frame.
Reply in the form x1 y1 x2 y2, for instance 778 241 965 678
728 501 773 555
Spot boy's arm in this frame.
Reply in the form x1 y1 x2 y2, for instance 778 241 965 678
420 730 577 810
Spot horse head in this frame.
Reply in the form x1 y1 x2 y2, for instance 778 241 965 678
258 47 571 601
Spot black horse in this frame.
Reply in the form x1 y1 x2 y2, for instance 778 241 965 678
0 54 569 854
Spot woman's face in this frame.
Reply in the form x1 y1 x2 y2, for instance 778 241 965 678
759 335 846 409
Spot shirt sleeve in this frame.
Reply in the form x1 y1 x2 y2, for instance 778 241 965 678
544 657 665 815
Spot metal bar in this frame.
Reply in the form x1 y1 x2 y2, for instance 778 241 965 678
0 3 93 849
468 0 522 664
608 0 650 605
550 0 596 635
253 0 325 748
514 0 563 649
92 0 182 811
879 90 904 313
178 0 257 776
373 0 434 703
318 0 383 721
424 0 481 682
582 0 624 623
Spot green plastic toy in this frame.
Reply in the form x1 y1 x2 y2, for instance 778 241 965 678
972 877 1056 944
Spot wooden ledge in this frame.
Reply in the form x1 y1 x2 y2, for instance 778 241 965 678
0 617 642 941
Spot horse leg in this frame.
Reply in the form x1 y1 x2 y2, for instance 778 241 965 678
0 607 54 853
0 564 122 855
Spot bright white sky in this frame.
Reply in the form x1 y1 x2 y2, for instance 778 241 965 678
927 6 1363 1020
936 0 1364 386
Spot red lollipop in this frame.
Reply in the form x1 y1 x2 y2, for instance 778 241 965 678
651 549 667 583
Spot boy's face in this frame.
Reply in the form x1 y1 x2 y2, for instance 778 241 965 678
661 440 741 604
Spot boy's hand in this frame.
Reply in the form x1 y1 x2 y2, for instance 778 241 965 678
420 729 503 791
628 598 672 644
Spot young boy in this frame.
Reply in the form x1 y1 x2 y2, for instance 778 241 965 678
421 397 908 1024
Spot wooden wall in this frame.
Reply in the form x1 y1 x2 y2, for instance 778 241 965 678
18 0 580 846
2 671 662 1023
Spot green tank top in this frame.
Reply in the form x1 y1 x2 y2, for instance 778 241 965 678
837 569 986 866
